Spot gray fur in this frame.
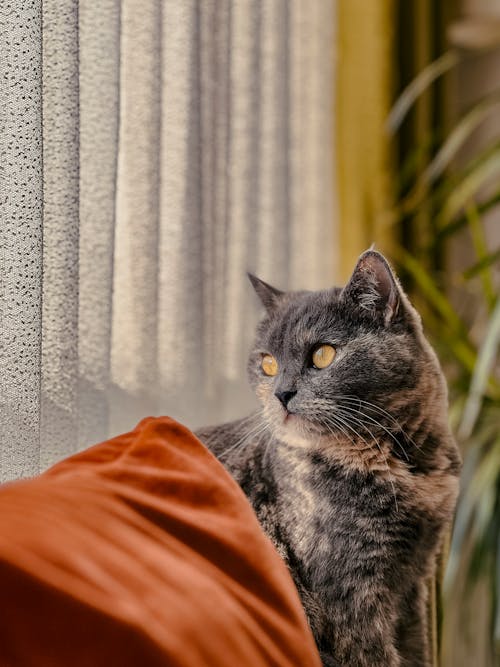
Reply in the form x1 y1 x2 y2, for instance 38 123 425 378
196 250 461 667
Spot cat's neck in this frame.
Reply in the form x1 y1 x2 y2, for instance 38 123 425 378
270 394 455 481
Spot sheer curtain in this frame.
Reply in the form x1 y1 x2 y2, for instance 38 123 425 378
0 0 337 482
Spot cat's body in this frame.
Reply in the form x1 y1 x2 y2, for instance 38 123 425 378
196 251 461 667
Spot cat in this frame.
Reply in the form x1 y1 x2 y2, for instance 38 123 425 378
196 250 461 667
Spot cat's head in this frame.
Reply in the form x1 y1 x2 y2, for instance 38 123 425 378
247 250 451 471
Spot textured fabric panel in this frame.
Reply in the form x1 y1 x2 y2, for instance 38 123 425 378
222 1 261 387
157 0 205 420
147 0 337 427
111 0 161 399
78 0 120 448
198 0 230 402
255 0 290 286
0 1 338 477
0 1 43 481
288 0 337 290
40 0 80 469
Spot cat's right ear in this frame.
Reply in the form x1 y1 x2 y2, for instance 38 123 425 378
340 250 401 326
247 273 284 314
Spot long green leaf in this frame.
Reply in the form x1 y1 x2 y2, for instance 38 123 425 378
445 447 482 588
465 440 500 512
398 135 441 193
398 250 478 373
392 142 500 229
387 51 460 133
469 451 499 531
399 250 466 333
449 17 500 51
437 191 500 242
465 204 497 310
464 248 500 280
424 91 500 183
495 530 500 653
459 298 500 439
448 435 500 594
436 149 500 229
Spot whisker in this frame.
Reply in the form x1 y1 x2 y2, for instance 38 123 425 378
336 396 421 452
315 412 360 450
305 395 420 457
262 432 276 468
219 420 270 461
334 408 399 512
305 402 399 512
324 412 374 453
336 404 410 462
335 408 386 454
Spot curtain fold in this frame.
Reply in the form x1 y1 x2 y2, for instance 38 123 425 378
288 1 337 289
111 0 337 429
0 0 338 481
77 0 120 450
157 0 205 418
0 1 43 480
111 0 161 402
40 0 79 469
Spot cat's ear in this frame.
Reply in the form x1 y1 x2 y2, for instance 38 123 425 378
341 250 401 326
248 273 284 313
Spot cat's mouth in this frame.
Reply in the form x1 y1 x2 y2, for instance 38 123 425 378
279 404 301 423
280 409 313 433
267 401 319 442
280 410 331 439
275 404 299 427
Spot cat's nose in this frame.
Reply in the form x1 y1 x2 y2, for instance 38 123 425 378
275 389 297 410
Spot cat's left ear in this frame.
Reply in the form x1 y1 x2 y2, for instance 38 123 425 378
248 273 284 314
341 250 402 326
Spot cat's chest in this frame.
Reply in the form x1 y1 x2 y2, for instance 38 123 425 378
273 451 397 572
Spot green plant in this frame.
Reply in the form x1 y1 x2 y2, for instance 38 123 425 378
389 21 500 666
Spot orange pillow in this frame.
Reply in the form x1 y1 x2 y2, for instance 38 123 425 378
0 417 321 667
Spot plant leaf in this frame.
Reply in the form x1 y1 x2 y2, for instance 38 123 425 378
445 446 482 588
495 528 500 653
391 143 500 229
437 191 500 242
397 249 478 373
424 91 500 183
459 298 500 439
465 204 497 311
448 436 500 594
436 148 500 229
387 51 460 133
463 248 500 280
448 17 500 51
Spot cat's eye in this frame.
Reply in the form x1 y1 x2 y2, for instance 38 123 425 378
312 344 336 369
261 354 278 376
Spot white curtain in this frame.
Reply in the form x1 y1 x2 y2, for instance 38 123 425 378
0 0 337 482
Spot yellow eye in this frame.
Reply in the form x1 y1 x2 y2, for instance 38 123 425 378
261 354 278 376
312 344 336 369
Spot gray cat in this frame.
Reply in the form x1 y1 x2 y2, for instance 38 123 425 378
196 250 461 667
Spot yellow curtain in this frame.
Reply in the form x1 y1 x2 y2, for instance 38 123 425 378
335 0 395 280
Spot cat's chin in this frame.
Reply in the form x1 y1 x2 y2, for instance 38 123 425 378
263 405 327 449
275 414 321 450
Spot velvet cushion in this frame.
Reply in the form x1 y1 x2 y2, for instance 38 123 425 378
0 417 321 667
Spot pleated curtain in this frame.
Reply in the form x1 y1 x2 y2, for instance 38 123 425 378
0 0 337 482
